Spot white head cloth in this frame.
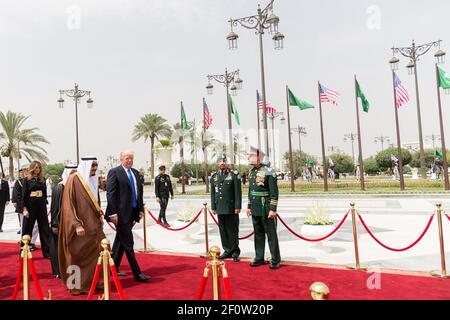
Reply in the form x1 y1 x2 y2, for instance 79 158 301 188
77 156 99 196
61 164 78 183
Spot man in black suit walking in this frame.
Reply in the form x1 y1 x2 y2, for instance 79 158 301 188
105 150 150 282
0 173 10 232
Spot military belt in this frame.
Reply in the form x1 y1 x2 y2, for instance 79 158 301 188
30 191 43 197
250 191 269 197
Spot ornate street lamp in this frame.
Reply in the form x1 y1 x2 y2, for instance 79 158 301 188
58 83 93 164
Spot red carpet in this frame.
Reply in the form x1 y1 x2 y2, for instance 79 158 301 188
1 241 449 300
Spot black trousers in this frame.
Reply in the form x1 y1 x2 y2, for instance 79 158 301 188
158 197 169 222
22 206 50 257
0 203 5 229
49 231 60 276
218 214 240 258
112 212 142 276
252 215 281 264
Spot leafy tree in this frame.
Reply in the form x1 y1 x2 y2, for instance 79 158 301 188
132 114 172 180
0 111 49 179
43 163 65 188
363 157 380 175
327 153 354 175
375 147 412 171
283 150 316 177
410 149 437 168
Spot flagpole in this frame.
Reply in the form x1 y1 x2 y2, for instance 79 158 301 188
202 98 210 193
180 101 186 194
256 90 261 151
318 82 328 192
225 78 234 168
391 73 405 191
286 85 295 192
354 76 366 191
435 64 450 190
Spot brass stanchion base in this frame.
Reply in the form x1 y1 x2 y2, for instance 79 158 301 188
138 248 156 254
345 264 368 271
430 271 449 278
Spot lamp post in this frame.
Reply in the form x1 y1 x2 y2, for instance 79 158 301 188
228 0 284 158
328 146 340 154
58 83 93 164
433 47 449 190
344 133 358 163
374 135 390 152
391 40 443 179
206 69 243 168
266 112 285 168
426 134 441 149
291 126 307 154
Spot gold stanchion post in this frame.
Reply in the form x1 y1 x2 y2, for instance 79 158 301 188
22 235 31 300
431 203 449 278
202 203 210 258
101 239 111 300
209 246 222 300
346 202 367 271
139 205 155 253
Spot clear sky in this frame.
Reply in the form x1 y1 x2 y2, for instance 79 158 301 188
0 0 449 171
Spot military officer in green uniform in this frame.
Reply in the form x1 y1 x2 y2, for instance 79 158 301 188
210 155 242 262
246 147 281 269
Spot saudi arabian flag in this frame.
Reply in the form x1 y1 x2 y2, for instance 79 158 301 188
436 150 443 159
288 88 315 110
230 96 240 126
356 80 370 113
181 105 189 129
438 67 450 89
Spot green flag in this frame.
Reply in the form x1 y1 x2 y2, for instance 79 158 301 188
230 96 240 126
181 105 188 129
438 67 450 89
288 88 315 110
356 80 370 113
436 150 443 159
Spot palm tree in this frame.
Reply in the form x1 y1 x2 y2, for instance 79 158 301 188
0 111 49 179
132 114 172 179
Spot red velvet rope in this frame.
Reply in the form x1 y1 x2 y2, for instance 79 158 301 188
100 210 117 232
277 211 349 242
87 262 102 300
147 209 203 231
195 272 209 300
357 212 435 252
11 257 23 300
208 209 255 240
446 214 450 222
222 275 233 300
110 265 126 300
28 258 44 300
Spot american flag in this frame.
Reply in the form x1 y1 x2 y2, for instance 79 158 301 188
257 90 277 113
203 98 212 130
319 83 340 106
393 73 410 108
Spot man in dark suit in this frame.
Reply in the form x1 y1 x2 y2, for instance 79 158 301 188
0 173 10 232
105 150 150 282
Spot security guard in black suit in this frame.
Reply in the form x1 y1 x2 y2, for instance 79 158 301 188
246 147 281 269
210 155 242 262
155 165 174 227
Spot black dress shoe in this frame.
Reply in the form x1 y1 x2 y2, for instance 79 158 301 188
135 273 151 282
218 253 231 260
269 262 280 269
117 271 128 277
250 260 265 267
233 257 240 262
